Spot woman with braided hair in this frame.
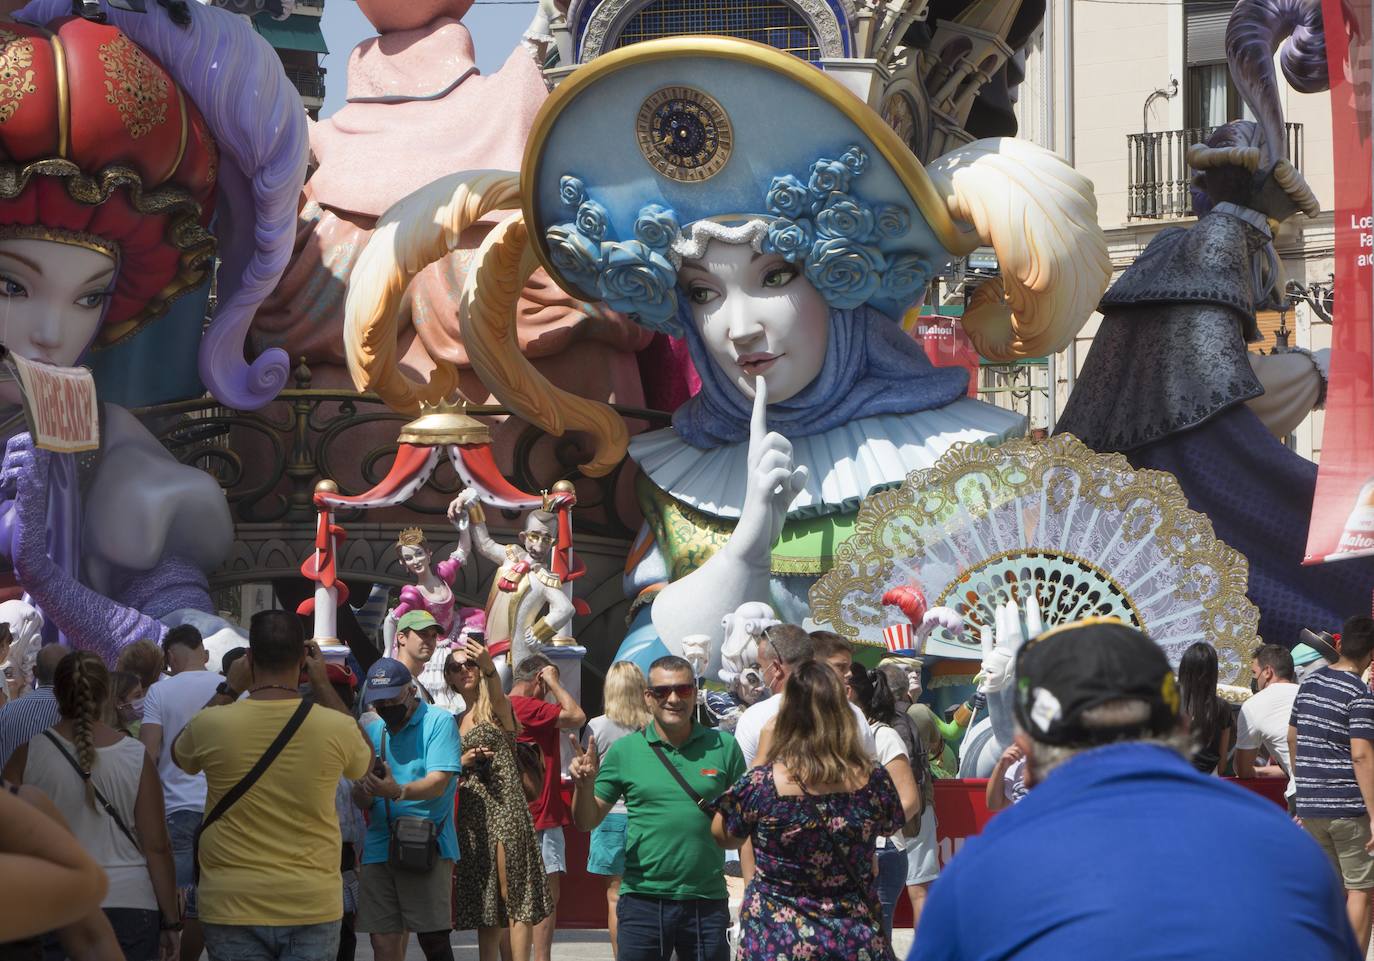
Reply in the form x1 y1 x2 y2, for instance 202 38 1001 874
3 651 179 961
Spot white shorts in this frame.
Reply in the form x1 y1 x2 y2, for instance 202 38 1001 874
539 826 566 875
905 808 939 886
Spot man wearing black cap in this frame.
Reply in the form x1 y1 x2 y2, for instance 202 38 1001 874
910 618 1358 960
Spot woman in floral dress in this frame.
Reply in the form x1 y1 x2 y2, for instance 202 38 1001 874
712 662 904 960
446 638 552 960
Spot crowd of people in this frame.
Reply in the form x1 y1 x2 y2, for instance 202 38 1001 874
3 610 1374 960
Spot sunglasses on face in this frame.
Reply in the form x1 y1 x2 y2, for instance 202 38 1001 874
648 683 696 701
445 662 478 674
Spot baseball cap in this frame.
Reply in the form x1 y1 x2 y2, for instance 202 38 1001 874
1014 618 1181 747
361 657 415 706
397 610 441 634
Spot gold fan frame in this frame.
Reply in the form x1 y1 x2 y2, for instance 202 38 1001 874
809 434 1259 683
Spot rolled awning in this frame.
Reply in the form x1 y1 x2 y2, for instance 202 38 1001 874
253 13 328 54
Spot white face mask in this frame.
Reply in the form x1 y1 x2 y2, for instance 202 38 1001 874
118 696 145 722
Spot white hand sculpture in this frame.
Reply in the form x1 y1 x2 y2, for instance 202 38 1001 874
729 377 809 568
978 596 1043 694
916 606 965 650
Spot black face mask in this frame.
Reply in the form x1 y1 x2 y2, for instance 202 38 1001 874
377 702 410 731
1249 677 1260 694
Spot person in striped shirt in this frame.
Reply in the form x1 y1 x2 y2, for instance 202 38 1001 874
1289 615 1374 955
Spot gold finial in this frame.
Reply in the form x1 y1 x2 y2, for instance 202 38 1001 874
397 396 492 446
551 480 576 494
315 479 339 494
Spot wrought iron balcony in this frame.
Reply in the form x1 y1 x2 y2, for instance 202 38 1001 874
1126 122 1304 220
282 64 326 101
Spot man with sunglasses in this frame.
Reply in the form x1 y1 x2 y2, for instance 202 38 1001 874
570 655 745 961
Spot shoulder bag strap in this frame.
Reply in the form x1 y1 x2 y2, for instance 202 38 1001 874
800 780 884 926
194 698 314 881
41 731 140 852
644 732 709 815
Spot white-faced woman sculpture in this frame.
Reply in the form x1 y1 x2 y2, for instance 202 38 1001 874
343 38 1111 673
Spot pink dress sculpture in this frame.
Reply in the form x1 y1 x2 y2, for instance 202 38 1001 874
253 0 653 414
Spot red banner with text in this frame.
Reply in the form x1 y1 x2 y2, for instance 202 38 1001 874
1306 0 1374 564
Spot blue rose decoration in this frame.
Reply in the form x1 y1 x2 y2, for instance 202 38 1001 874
546 223 600 291
875 203 911 239
766 175 811 219
559 175 587 211
815 194 876 242
808 159 851 197
575 200 609 244
840 146 868 177
804 236 886 310
880 253 932 305
633 204 680 254
598 240 679 327
761 218 815 263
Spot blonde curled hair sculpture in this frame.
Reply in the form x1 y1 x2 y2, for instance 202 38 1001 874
343 173 628 477
926 138 1113 362
343 171 521 413
457 212 629 476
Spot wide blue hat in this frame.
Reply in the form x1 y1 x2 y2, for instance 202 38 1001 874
522 36 978 330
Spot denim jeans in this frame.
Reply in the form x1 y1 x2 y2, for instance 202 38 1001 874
616 893 729 961
167 809 202 918
202 921 341 961
875 842 910 941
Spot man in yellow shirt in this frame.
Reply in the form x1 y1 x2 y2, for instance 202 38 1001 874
175 611 373 961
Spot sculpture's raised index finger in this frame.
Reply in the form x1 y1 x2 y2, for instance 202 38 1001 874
750 376 768 447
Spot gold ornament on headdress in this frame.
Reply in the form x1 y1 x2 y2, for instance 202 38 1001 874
396 527 427 550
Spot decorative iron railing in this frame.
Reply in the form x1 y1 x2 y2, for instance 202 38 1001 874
282 65 325 100
1126 122 1303 220
135 362 672 543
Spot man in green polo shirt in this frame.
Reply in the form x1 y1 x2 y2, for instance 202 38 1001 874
570 655 744 961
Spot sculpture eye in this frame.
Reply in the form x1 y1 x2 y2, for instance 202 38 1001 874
0 277 26 298
687 284 719 305
761 265 797 289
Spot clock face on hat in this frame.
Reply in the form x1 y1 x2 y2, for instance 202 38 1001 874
636 86 733 183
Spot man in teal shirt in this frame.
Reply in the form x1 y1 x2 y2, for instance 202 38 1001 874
355 658 461 961
571 655 745 961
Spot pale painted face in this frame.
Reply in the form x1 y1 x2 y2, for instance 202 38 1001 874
399 544 431 575
678 239 829 404
0 239 116 404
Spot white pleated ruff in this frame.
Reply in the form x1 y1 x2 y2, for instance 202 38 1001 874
629 397 1027 520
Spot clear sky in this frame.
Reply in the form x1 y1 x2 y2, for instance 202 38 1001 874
318 0 538 117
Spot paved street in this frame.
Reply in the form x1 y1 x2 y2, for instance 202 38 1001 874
356 927 917 959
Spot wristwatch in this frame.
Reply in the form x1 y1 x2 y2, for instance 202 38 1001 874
482 668 497 679
216 681 239 700
159 917 184 932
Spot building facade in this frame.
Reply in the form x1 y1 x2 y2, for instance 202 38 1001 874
1014 0 1334 458
253 0 329 118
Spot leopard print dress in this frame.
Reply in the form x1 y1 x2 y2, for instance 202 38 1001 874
452 722 553 928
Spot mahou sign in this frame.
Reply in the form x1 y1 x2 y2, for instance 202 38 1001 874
8 352 99 453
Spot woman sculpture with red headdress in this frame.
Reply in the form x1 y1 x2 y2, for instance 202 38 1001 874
0 0 306 661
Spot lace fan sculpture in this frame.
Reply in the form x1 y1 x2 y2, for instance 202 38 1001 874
809 434 1259 683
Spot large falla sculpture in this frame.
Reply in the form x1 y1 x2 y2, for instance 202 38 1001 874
343 36 1114 677
0 0 306 659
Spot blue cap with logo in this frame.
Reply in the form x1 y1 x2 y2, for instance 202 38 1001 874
361 657 415 707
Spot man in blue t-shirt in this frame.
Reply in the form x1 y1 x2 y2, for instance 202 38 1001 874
1290 615 1374 955
355 658 462 961
912 619 1358 961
